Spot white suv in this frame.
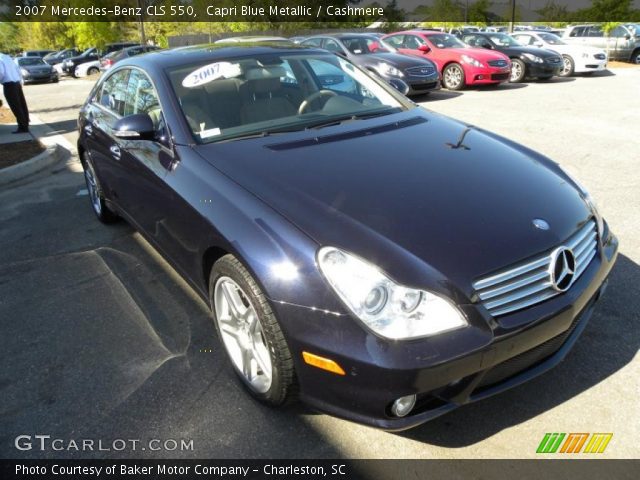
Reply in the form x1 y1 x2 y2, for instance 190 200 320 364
562 24 640 63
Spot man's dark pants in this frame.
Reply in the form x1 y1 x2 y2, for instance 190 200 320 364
3 81 29 131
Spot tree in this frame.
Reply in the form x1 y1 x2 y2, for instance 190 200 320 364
536 1 569 22
468 0 492 23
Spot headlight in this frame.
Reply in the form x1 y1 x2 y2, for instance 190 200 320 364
20 68 28 76
317 247 467 340
523 53 544 63
376 62 404 77
461 54 483 67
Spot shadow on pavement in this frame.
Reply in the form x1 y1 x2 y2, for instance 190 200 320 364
397 253 638 447
0 167 344 460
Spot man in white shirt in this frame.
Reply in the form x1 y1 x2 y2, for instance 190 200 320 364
0 52 30 133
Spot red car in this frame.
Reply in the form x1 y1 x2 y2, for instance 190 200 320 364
383 30 512 90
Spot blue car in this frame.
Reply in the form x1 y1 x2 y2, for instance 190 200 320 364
77 43 617 430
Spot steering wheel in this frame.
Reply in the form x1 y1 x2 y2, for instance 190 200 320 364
298 90 338 115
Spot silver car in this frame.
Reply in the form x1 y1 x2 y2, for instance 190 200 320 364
563 24 640 63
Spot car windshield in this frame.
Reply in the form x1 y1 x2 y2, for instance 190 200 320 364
167 52 408 144
341 36 393 54
488 34 521 47
425 34 466 48
18 57 46 66
538 33 565 45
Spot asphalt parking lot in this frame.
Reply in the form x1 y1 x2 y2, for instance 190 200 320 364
1 69 638 459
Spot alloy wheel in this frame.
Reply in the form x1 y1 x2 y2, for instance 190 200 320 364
510 62 522 82
214 277 273 393
84 161 102 216
444 66 462 89
561 57 571 75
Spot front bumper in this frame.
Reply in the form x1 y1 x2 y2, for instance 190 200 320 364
527 61 563 77
465 65 511 85
575 57 607 72
383 72 440 96
22 73 58 83
277 232 618 430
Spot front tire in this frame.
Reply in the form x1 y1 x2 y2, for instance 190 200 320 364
210 254 297 406
442 63 465 90
88 67 99 76
82 152 118 223
510 59 526 82
560 55 574 77
631 49 640 64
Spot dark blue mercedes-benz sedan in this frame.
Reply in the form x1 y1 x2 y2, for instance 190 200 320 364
77 43 618 430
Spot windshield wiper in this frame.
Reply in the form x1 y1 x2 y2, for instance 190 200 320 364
304 109 399 130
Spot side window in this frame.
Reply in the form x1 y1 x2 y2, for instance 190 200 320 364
516 34 533 45
96 69 130 117
323 39 343 54
611 26 628 38
127 47 143 57
123 69 161 127
384 35 404 49
587 26 603 37
569 27 584 37
301 38 323 47
405 35 424 50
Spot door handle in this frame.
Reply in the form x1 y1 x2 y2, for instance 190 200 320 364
109 145 121 160
84 123 93 135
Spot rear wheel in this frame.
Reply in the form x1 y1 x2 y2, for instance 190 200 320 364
88 67 99 75
82 152 118 223
210 254 297 406
510 59 526 82
560 55 574 77
442 63 465 90
632 49 640 64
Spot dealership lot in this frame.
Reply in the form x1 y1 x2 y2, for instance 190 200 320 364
1 69 638 459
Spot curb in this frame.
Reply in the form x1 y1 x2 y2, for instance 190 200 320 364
0 142 69 187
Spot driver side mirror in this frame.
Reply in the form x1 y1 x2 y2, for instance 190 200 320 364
113 113 156 140
418 45 431 53
534 41 543 47
624 33 631 40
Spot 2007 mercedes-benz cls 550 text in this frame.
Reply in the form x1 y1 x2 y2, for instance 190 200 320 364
77 43 618 430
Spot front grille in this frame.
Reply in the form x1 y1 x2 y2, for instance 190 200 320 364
476 314 581 389
472 220 598 317
488 59 508 67
491 72 510 80
594 53 606 60
410 81 437 91
405 65 435 77
546 56 562 64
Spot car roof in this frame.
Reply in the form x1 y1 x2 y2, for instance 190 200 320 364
306 33 379 39
114 43 328 73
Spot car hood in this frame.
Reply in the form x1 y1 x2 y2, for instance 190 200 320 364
362 52 436 68
455 47 510 61
21 64 52 72
194 109 591 297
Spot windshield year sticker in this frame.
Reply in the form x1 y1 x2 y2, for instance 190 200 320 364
199 127 221 138
182 62 241 88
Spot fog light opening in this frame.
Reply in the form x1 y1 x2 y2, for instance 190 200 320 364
391 394 417 417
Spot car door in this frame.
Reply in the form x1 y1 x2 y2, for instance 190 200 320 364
84 68 131 203
609 25 632 59
114 68 176 239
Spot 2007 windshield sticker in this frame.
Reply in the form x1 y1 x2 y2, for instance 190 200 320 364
182 62 242 88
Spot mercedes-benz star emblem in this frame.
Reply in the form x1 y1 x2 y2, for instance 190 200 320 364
532 218 550 230
549 247 576 292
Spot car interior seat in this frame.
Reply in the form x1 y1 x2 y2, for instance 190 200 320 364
239 66 296 124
